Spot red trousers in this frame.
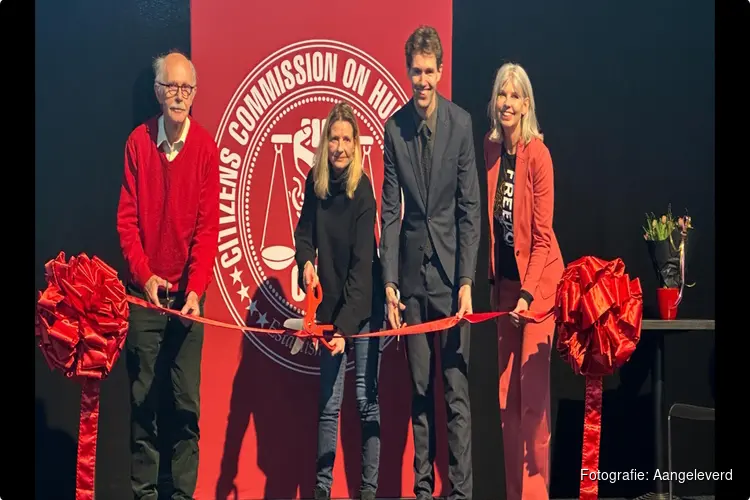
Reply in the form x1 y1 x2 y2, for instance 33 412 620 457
495 278 554 500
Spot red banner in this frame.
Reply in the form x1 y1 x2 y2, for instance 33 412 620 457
191 2 453 498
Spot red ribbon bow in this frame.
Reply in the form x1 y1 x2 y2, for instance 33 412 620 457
35 252 130 500
555 256 643 500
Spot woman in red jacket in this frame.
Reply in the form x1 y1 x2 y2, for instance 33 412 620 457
484 62 565 500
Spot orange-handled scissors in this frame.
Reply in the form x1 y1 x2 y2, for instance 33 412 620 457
283 282 337 354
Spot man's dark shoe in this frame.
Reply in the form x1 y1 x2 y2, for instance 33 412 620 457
360 490 376 500
313 486 330 500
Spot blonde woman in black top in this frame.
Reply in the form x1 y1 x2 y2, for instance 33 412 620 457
294 101 383 500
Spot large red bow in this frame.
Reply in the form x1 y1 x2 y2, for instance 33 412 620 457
555 256 643 500
35 252 130 500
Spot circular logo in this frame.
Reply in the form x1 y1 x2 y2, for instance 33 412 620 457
213 40 409 375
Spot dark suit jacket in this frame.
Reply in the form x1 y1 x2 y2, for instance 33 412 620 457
380 95 481 298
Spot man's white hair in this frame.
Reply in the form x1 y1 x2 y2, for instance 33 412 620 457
153 50 197 85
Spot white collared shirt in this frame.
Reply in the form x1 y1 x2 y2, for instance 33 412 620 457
157 115 191 162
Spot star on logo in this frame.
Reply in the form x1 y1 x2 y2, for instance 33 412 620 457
246 300 258 315
256 312 269 327
230 267 243 284
237 285 250 301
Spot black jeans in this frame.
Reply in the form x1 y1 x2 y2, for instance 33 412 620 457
125 284 205 500
316 321 384 495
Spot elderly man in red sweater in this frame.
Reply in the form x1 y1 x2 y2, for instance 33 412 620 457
116 50 219 500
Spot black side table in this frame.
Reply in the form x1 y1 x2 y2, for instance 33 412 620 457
634 319 716 500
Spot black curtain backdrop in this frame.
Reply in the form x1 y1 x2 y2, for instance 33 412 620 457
34 0 715 499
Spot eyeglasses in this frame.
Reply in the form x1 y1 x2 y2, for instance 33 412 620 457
156 81 196 99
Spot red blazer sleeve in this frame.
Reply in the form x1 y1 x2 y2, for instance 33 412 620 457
521 145 555 296
116 137 153 287
186 146 220 297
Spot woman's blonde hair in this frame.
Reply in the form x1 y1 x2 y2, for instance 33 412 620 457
312 101 363 200
487 63 544 145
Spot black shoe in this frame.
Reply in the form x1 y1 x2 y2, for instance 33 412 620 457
360 490 376 500
313 486 330 500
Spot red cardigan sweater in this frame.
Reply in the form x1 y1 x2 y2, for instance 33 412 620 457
116 115 220 297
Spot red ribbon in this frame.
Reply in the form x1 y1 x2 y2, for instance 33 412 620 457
126 294 552 337
124 294 287 333
555 256 643 500
35 252 129 500
36 252 640 500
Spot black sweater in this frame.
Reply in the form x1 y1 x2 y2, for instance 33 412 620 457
294 165 377 336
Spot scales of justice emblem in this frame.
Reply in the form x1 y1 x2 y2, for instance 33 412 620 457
213 40 410 375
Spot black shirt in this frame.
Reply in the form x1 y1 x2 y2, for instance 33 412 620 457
493 149 521 281
294 165 377 335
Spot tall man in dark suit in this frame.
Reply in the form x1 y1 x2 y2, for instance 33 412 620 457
379 25 481 500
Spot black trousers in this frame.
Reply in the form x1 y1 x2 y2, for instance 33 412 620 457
402 254 473 500
125 284 205 500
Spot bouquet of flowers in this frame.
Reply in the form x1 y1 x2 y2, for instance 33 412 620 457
643 205 695 299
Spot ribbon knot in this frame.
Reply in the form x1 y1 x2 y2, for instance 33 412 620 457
35 251 130 500
555 256 643 499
